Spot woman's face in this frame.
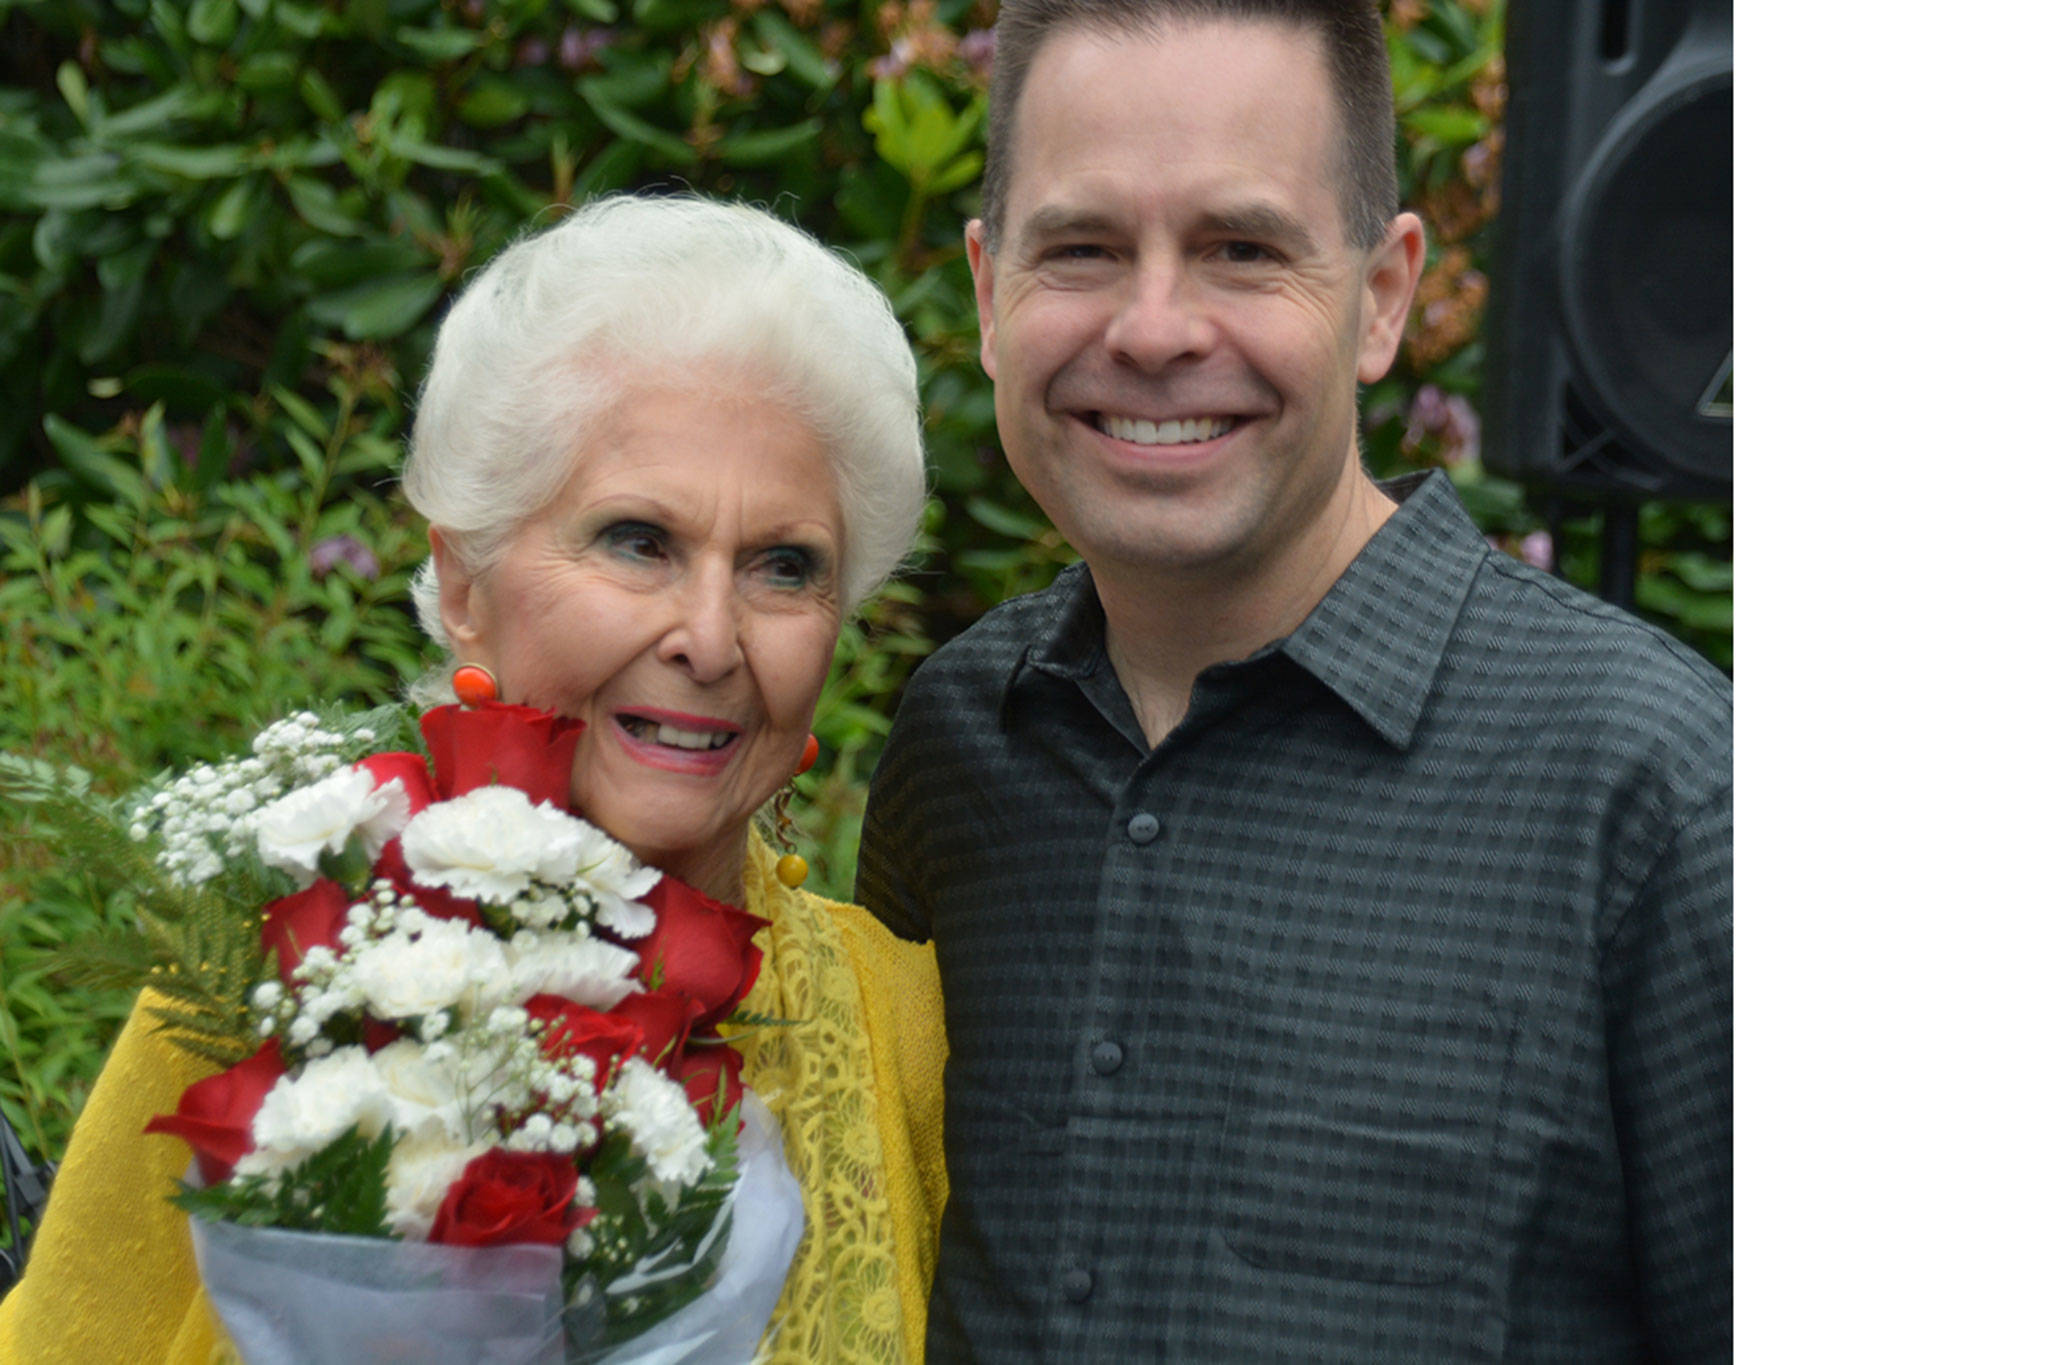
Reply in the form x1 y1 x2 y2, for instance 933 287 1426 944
435 376 844 897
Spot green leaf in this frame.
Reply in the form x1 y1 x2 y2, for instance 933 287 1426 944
96 86 209 138
289 237 425 288
965 495 1050 541
188 0 242 46
25 151 137 210
1403 105 1489 146
234 51 301 93
125 142 248 179
283 174 360 235
750 11 838 90
43 416 150 506
305 271 444 340
575 78 697 165
298 70 344 123
395 25 485 62
456 79 529 129
716 119 822 167
269 385 328 440
56 62 92 127
206 176 261 239
383 132 501 175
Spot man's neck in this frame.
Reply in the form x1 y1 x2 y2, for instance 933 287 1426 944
1094 469 1398 747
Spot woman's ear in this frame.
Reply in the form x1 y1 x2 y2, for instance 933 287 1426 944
429 527 486 650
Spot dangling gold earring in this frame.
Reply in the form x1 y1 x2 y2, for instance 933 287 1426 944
772 735 820 888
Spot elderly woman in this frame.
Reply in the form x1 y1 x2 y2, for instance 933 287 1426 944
0 198 944 1362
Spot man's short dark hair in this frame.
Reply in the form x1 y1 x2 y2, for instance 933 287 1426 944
980 0 1400 251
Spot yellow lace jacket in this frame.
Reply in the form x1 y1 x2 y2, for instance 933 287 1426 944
0 832 947 1363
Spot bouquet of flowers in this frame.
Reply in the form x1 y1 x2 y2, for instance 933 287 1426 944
16 699 803 1363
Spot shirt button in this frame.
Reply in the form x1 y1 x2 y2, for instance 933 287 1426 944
1126 811 1160 844
1062 1267 1094 1303
1090 1040 1124 1075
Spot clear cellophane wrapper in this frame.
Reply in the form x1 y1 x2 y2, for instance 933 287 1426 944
191 1093 804 1365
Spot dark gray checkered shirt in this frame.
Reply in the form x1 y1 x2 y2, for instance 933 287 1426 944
858 472 1732 1363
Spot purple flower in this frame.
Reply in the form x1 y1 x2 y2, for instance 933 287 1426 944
1440 393 1481 468
557 27 617 73
1407 383 1450 433
869 38 915 81
1517 531 1554 573
309 535 378 580
960 28 996 75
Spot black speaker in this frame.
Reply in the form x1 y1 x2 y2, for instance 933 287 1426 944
1482 0 1732 502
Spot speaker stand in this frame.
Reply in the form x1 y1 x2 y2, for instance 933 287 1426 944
1546 499 1640 611
1597 505 1639 611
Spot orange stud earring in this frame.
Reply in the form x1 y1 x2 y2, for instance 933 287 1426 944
795 733 820 776
451 664 498 707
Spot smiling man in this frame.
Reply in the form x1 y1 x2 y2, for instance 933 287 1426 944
857 2 1733 1361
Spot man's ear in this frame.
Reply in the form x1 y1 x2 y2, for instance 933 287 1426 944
966 218 1000 380
429 526 486 651
1356 211 1427 384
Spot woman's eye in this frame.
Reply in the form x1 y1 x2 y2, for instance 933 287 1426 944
602 522 667 562
760 546 818 588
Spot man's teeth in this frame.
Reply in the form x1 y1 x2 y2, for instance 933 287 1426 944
1098 414 1235 445
621 716 736 750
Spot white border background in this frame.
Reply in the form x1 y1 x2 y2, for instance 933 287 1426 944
1739 3 2047 1354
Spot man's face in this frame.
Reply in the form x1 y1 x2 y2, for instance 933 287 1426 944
969 19 1413 587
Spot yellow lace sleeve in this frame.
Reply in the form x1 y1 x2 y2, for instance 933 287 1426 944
734 831 947 1364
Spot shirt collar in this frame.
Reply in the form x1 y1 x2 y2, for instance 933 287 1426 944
1279 470 1487 750
1005 561 1107 694
1005 471 1487 750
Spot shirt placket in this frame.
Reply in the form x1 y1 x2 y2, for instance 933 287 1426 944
1042 669 1166 1358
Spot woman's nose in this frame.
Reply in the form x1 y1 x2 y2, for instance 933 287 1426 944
657 574 742 681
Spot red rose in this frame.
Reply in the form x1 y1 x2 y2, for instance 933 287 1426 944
634 877 769 1024
260 879 351 981
606 990 707 1073
428 1150 594 1248
420 701 584 810
527 994 646 1091
672 1040 746 1127
143 1040 289 1185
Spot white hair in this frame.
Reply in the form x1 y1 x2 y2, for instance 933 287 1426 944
403 194 926 659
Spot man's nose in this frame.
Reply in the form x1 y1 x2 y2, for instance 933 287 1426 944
657 571 742 682
1103 260 1215 371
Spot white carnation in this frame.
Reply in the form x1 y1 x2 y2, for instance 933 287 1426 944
369 1040 465 1141
384 1129 490 1241
568 824 660 937
251 766 413 881
607 1058 710 1194
400 787 586 905
503 931 640 1009
346 916 510 1020
244 1046 391 1170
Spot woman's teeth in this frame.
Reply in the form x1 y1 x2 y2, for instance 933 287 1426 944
620 716 736 751
1096 414 1235 445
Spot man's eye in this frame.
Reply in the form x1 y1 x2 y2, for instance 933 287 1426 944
602 522 667 561
1219 241 1275 264
1049 243 1109 262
